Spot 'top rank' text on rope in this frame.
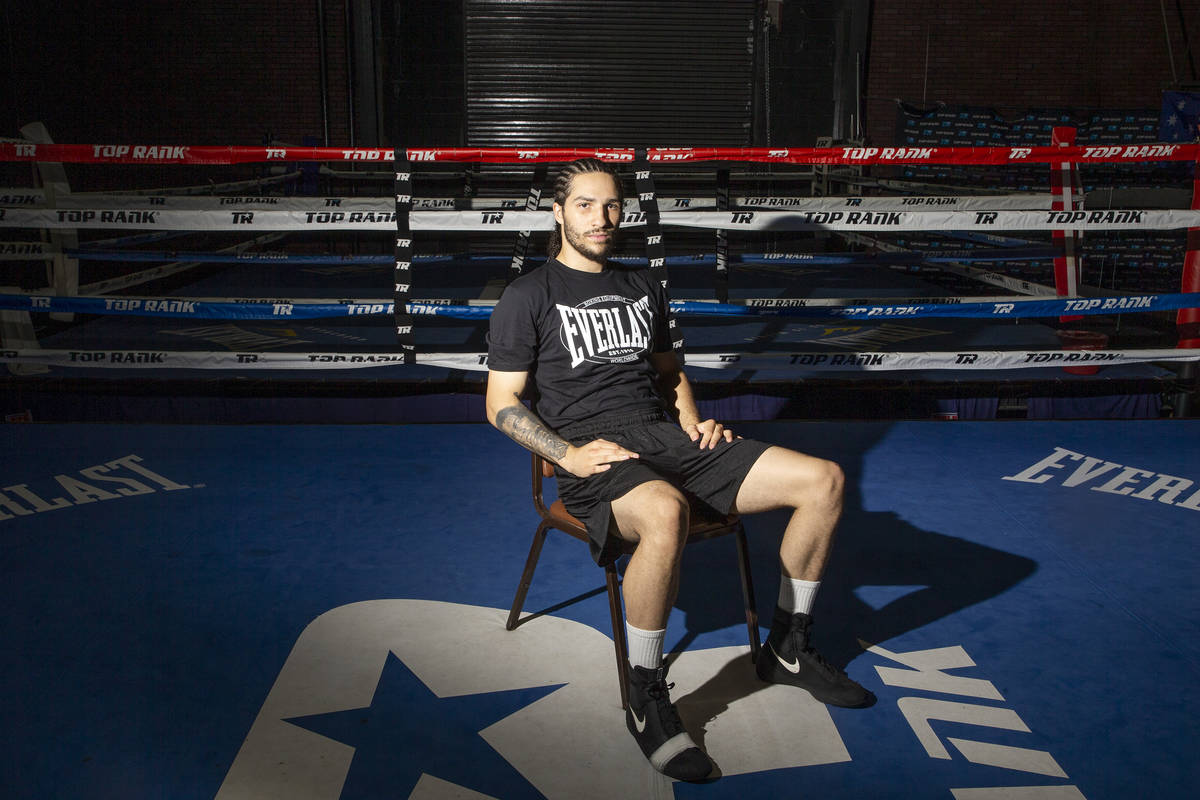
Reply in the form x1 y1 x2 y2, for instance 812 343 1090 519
1 143 1198 166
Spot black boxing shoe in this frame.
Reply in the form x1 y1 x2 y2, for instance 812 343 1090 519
625 663 714 782
755 607 876 708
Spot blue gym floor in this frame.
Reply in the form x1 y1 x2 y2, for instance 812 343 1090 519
2 419 1197 798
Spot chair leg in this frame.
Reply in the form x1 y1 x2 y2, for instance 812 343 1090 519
605 561 630 710
506 520 552 631
734 524 761 663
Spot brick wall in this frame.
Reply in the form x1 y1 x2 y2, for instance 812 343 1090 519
6 2 1199 158
6 1 350 146
865 0 1200 145
3 1 355 189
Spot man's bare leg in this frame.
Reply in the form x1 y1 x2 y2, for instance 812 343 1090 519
610 479 689 630
734 446 874 708
609 480 712 780
733 445 843 580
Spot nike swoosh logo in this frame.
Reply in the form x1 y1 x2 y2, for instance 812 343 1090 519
769 641 800 674
631 708 647 732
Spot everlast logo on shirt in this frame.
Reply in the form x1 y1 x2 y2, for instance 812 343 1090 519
556 295 654 368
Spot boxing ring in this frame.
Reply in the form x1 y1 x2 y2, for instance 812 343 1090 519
3 137 1200 421
3 136 1200 798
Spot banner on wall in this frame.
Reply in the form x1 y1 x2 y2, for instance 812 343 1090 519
1160 91 1200 142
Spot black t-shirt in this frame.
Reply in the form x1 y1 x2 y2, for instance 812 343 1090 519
487 258 674 431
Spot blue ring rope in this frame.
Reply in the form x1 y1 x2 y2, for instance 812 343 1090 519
3 292 1198 321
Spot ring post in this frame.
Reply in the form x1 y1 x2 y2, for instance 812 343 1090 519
20 122 79 323
1173 134 1200 416
1050 126 1083 323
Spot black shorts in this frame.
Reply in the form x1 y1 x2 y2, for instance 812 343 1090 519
555 409 774 565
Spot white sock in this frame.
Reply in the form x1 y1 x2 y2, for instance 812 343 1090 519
778 576 820 616
626 623 666 669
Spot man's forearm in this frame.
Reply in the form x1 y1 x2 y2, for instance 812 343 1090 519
494 402 569 462
659 369 702 428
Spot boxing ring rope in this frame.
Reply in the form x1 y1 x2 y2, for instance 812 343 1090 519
2 142 1196 165
5 207 1199 232
0 191 1063 211
2 139 1200 377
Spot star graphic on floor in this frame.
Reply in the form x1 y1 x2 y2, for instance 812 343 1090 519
285 651 564 799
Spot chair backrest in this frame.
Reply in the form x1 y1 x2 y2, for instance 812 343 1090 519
531 453 554 516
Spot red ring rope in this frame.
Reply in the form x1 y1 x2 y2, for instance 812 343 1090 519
1 143 1197 166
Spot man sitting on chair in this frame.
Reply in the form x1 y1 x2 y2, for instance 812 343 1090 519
485 158 873 782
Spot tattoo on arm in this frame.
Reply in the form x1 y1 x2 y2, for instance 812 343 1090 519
495 402 569 461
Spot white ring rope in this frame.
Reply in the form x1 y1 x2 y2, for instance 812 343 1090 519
2 207 1196 232
1 348 1196 373
2 190 1055 212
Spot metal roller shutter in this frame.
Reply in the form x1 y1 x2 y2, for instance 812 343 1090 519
465 0 758 147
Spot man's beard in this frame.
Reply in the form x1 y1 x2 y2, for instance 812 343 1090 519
562 221 617 261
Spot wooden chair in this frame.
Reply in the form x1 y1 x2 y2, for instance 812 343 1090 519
506 452 761 709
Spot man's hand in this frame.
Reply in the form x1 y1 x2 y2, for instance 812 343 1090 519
559 439 639 478
684 419 735 450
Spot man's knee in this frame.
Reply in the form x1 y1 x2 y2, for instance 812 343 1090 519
789 456 844 509
817 458 845 503
618 482 689 549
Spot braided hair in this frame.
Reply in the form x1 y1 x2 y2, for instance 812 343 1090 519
547 158 625 259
